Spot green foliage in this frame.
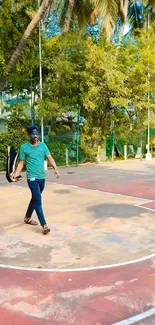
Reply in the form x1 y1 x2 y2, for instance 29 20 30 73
37 28 155 160
5 104 29 149
45 138 80 166
37 33 87 119
45 140 67 166
0 132 9 171
0 104 29 170
80 121 102 160
0 0 39 95
0 0 38 72
2 11 155 163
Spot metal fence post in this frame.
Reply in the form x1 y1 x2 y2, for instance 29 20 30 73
76 108 80 166
124 145 127 160
66 148 69 167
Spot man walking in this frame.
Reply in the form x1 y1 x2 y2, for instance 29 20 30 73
13 125 60 234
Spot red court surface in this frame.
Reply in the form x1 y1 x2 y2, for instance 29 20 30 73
0 258 155 325
1 161 155 325
1 257 155 325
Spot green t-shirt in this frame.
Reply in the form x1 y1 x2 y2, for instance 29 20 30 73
19 141 50 180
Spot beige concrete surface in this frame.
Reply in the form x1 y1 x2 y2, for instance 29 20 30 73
0 183 155 269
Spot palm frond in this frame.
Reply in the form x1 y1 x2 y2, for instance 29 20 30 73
90 0 127 35
142 0 155 9
128 1 144 29
8 0 52 72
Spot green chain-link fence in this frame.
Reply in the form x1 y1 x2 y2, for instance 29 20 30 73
1 128 155 171
105 129 155 160
45 129 154 166
45 134 84 166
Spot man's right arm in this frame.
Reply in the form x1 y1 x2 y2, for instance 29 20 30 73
13 145 25 179
13 160 25 179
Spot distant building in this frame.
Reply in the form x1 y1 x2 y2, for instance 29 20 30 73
0 90 31 132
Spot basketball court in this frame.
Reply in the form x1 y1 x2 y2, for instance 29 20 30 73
1 159 155 324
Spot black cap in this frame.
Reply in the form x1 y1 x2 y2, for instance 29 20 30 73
27 125 39 134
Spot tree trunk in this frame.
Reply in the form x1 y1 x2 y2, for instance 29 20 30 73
8 0 52 73
63 0 75 33
120 0 128 22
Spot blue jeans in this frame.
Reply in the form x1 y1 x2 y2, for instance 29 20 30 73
25 179 46 226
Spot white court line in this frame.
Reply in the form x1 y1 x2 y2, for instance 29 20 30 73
112 307 155 324
0 202 21 209
0 181 155 272
1 180 155 325
0 187 25 199
0 187 26 206
47 181 153 203
0 252 155 273
50 182 154 212
135 204 155 213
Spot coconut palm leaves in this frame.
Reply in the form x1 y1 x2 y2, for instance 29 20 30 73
6 0 155 73
8 0 52 72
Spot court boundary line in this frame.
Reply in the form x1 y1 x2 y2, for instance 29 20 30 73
1 180 155 325
112 306 155 325
47 182 153 203
0 187 25 199
0 181 155 272
0 252 155 272
134 204 155 213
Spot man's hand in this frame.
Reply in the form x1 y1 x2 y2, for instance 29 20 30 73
54 169 60 178
10 172 19 182
11 161 24 182
10 172 22 182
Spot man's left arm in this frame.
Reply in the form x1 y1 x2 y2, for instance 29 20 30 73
44 144 60 178
47 154 60 178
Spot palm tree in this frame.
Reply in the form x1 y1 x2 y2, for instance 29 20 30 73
127 0 155 32
7 0 129 72
8 0 52 72
6 0 155 72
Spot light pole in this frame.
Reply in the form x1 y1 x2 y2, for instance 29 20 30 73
30 73 34 124
76 108 80 166
146 11 152 160
38 0 44 142
111 120 115 162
